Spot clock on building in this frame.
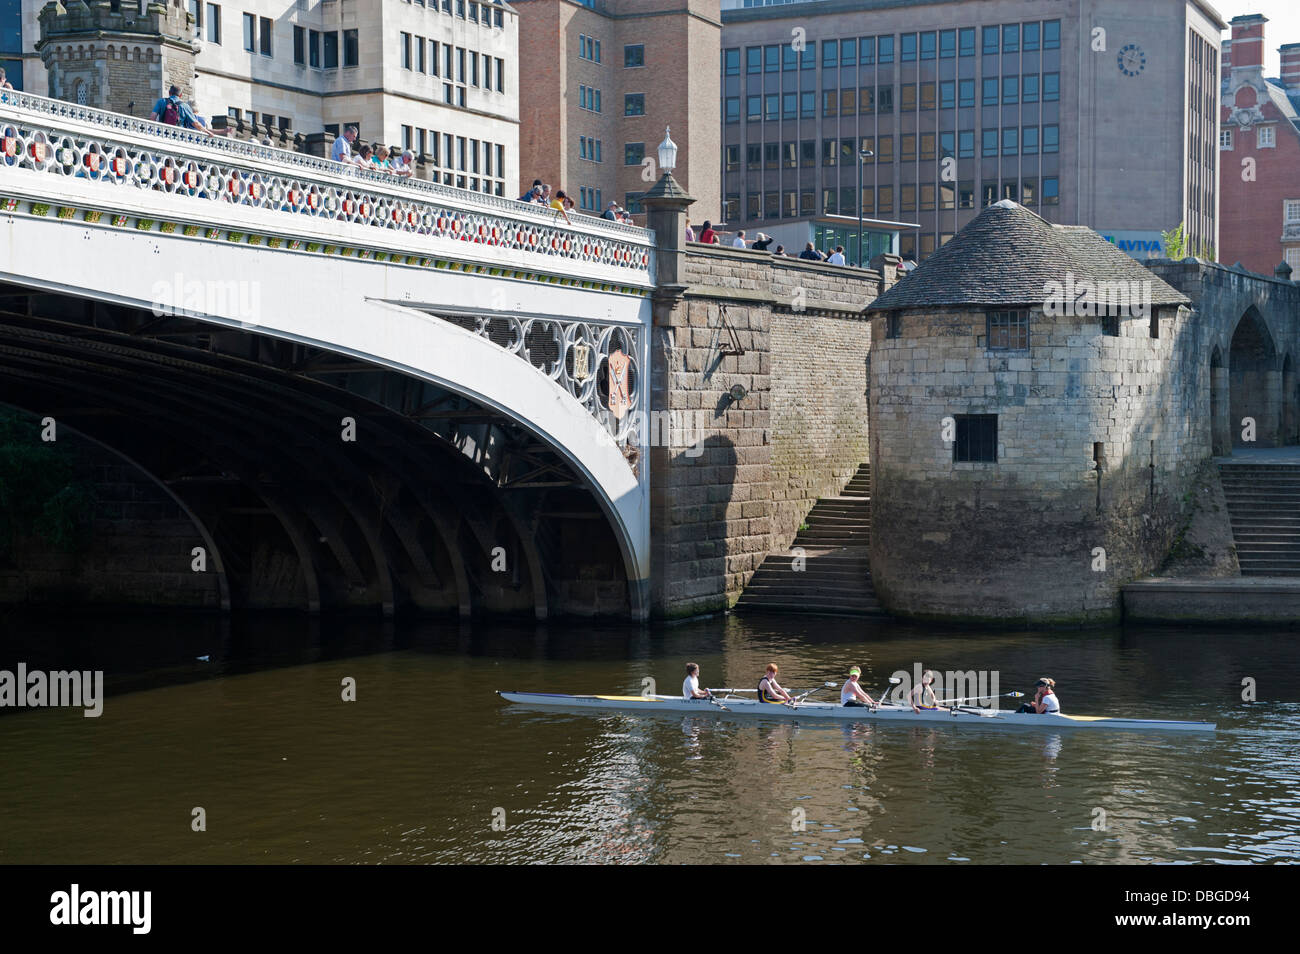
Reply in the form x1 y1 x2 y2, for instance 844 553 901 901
1117 43 1146 77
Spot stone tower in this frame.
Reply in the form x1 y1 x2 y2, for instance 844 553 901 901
36 0 197 117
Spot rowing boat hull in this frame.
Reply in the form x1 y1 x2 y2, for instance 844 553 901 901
497 692 1215 732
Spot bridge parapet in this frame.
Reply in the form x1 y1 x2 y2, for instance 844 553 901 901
0 90 653 290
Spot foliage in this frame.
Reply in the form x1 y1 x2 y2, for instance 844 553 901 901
0 412 97 558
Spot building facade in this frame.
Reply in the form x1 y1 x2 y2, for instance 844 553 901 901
512 0 721 221
28 0 519 196
1218 14 1300 275
720 0 1223 262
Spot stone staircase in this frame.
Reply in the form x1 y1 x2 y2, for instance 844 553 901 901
735 464 887 617
1219 461 1300 576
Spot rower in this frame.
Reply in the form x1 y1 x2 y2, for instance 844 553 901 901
758 664 793 704
1017 677 1061 714
682 662 712 701
909 669 938 713
841 667 876 708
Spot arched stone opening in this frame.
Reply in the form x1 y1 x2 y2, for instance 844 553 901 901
1229 307 1280 448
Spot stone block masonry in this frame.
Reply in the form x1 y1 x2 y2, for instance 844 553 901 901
649 243 887 617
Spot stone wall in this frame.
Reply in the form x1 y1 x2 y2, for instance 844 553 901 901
648 243 885 617
868 302 1202 623
0 431 224 610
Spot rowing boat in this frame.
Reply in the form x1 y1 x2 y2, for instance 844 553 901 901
497 691 1216 733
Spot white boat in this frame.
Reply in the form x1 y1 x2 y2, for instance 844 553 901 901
497 691 1216 733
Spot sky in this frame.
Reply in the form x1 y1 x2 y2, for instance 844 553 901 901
1213 0 1300 77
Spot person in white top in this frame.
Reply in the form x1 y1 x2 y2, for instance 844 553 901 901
841 666 876 708
731 230 748 248
1019 677 1061 714
682 662 711 701
909 669 938 712
828 246 847 265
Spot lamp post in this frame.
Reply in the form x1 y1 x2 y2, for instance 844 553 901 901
856 146 874 267
657 126 678 176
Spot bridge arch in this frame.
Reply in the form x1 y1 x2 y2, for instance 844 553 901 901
1229 306 1281 448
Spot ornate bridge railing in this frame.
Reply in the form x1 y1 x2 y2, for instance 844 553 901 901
0 90 654 291
424 307 643 450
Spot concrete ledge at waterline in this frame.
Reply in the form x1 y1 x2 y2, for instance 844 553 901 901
1123 577 1300 625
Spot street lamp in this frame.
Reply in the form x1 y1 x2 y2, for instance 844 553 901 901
657 126 678 175
856 146 874 267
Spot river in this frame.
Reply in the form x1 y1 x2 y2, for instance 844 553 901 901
1 611 1297 864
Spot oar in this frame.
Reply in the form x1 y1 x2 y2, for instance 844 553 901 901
792 682 838 705
872 675 904 708
936 690 1026 706
706 688 758 694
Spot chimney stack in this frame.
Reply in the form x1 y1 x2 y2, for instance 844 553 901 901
1281 43 1300 92
1229 14 1267 72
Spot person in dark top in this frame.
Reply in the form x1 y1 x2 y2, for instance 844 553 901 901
751 232 774 251
798 242 824 261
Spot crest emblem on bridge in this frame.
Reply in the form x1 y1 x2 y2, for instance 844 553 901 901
572 342 592 382
607 349 631 420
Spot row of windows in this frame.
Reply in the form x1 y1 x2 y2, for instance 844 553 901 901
576 40 646 69
579 85 602 112
395 127 507 195
726 127 1059 169
247 19 358 67
579 136 603 162
1220 127 1276 149
397 33 506 94
727 74 1059 121
723 21 1061 74
578 187 604 212
576 88 647 117
722 177 1060 221
227 108 291 131
401 0 505 29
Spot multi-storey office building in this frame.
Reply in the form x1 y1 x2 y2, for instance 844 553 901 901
512 0 721 220
720 0 1224 262
28 0 518 197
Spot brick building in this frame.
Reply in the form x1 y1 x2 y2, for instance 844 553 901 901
512 0 721 222
1219 14 1300 275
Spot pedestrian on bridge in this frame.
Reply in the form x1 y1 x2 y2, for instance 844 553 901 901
150 86 213 136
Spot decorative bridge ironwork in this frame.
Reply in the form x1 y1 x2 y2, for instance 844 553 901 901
421 307 643 449
0 89 654 288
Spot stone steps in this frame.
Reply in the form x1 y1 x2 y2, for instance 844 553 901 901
1219 461 1300 578
737 462 883 618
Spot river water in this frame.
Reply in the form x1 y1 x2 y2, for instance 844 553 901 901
1 611 1297 864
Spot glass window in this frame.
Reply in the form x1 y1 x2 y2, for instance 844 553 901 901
765 93 779 120
765 44 779 72
746 95 761 121
959 28 975 56
782 141 797 168
1003 24 1019 53
1003 75 1018 104
206 4 220 44
819 39 836 68
877 185 893 213
1022 177 1037 205
842 38 857 65
324 31 338 68
344 29 358 66
783 44 798 71
294 25 305 65
900 84 916 111
901 184 916 212
783 91 797 119
801 140 816 166
920 32 936 60
901 134 916 161
626 44 644 68
257 18 271 56
624 93 645 116
959 79 975 107
959 180 974 208
1043 176 1059 204
1044 21 1060 50
724 48 740 76
878 36 894 63
823 139 838 166
1022 126 1038 154
765 142 779 169
860 36 875 65
1044 73 1059 102
1043 124 1058 153
823 90 838 117
841 88 856 114
877 86 893 113
841 138 855 165
1023 22 1040 52
725 145 739 172
876 135 893 162
726 97 739 122
901 34 916 62
958 129 974 158
625 142 645 166
940 132 955 158
747 46 761 73
982 129 998 157
940 30 956 58
1022 74 1039 103
982 77 998 106
983 26 999 54
859 87 874 114
954 414 999 461
725 195 740 221
920 183 936 210
921 82 936 109
920 132 935 159
1002 127 1018 155
940 80 955 108
747 144 761 170
242 12 254 52
801 41 816 69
